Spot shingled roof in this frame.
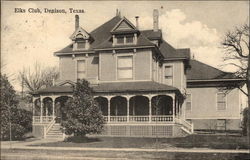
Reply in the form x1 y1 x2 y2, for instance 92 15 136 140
55 16 122 54
158 40 190 60
186 60 239 81
34 81 179 94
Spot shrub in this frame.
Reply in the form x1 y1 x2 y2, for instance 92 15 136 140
0 74 32 140
61 79 104 137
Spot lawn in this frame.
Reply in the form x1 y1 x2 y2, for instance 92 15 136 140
2 149 250 160
31 134 250 150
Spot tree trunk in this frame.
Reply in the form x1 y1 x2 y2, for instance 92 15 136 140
247 54 250 144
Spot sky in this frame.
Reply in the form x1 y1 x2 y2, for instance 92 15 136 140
1 1 249 91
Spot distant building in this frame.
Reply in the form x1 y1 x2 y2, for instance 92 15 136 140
32 10 245 139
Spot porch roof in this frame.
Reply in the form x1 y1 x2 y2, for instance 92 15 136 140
33 81 179 95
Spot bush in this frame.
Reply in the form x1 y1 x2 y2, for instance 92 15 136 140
0 74 32 140
242 107 249 136
61 79 104 137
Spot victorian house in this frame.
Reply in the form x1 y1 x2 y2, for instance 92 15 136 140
32 10 245 139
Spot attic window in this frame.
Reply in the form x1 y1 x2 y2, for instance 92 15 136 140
77 41 86 49
115 34 134 45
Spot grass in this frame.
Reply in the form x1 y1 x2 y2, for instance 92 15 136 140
2 149 250 160
31 134 250 150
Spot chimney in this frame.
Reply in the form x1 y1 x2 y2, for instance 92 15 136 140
135 16 139 29
75 15 79 31
153 9 159 32
116 9 119 16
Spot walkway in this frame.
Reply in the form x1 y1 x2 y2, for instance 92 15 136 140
1 139 249 154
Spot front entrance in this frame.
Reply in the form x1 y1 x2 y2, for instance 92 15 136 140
55 96 72 123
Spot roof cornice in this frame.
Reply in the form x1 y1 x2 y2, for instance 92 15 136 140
94 45 155 51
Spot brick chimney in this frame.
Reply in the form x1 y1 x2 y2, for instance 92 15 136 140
153 9 159 32
135 16 139 29
75 15 79 31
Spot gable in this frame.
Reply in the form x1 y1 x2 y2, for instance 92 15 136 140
116 21 134 31
111 18 137 32
70 27 90 40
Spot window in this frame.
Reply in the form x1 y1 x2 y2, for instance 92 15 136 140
186 94 192 111
77 41 86 49
117 36 124 44
164 66 173 85
217 92 226 110
126 35 133 43
77 60 86 79
117 56 133 79
115 34 134 45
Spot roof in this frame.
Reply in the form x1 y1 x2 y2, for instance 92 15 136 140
55 16 122 54
141 30 162 40
33 81 179 94
186 60 239 81
159 40 190 60
94 33 155 50
55 15 190 61
92 81 178 93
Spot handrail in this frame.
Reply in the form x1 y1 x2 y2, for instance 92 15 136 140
45 118 55 134
175 117 193 133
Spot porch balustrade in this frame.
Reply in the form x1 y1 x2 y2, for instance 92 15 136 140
104 115 174 123
33 116 54 123
110 116 127 122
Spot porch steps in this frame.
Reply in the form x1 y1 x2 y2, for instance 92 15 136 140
46 123 64 139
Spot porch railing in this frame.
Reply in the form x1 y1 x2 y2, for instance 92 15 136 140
33 116 54 123
110 116 127 122
104 115 174 123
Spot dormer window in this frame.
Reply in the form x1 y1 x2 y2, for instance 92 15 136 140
114 34 136 45
77 41 86 49
70 27 91 51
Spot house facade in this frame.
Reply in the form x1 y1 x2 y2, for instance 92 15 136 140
32 10 245 139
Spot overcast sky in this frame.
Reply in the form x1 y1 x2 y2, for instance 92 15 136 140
1 1 249 90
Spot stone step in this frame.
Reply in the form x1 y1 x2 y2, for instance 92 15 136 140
48 131 62 134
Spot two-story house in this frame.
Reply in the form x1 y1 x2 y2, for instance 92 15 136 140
32 10 245 139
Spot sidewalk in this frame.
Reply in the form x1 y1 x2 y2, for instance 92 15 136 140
1 139 249 154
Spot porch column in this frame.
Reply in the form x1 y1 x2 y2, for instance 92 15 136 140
125 96 130 122
172 95 175 122
107 97 111 123
52 97 56 120
40 97 43 123
149 97 152 122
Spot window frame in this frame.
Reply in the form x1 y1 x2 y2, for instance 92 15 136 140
117 55 133 80
216 92 227 111
164 65 174 86
185 93 192 111
75 59 87 80
115 34 134 45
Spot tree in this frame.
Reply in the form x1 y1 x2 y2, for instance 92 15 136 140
0 74 32 140
242 107 250 136
18 62 59 93
221 24 249 137
61 79 104 137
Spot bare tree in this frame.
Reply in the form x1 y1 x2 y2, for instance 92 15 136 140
18 62 59 93
221 24 249 137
